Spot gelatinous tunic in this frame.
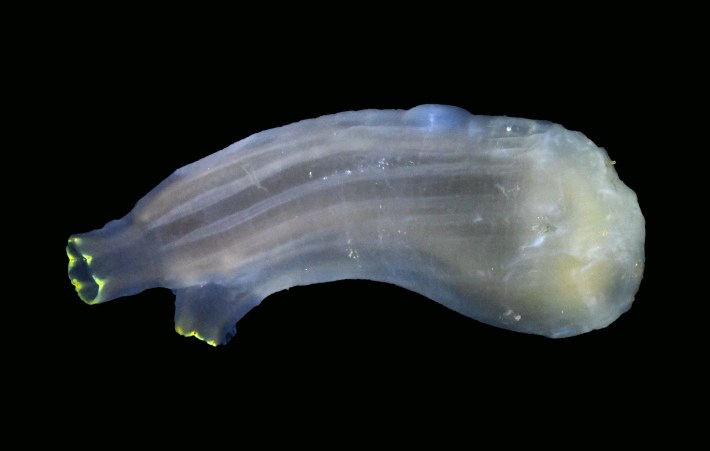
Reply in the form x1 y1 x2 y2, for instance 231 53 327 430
67 105 645 345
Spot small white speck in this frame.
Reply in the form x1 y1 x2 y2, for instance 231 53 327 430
345 169 352 175
506 125 512 132
309 171 313 179
322 176 328 181
347 247 359 260
514 314 521 321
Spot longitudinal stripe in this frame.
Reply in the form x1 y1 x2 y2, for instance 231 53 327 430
151 162 524 250
139 123 533 225
145 139 532 238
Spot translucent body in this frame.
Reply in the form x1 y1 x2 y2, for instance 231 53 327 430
67 105 645 345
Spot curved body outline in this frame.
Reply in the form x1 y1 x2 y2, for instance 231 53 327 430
67 105 645 345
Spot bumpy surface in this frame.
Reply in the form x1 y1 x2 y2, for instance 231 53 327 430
67 105 645 345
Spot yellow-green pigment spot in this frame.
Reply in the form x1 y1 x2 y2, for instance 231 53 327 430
175 326 218 346
92 274 105 289
66 246 77 266
67 240 101 304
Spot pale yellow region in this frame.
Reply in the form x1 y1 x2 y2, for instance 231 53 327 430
511 162 617 316
574 261 614 308
549 171 616 311
633 261 644 279
547 255 612 310
559 170 608 257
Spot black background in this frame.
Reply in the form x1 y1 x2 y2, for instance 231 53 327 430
32 28 675 422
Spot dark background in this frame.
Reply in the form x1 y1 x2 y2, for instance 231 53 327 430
33 34 673 418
